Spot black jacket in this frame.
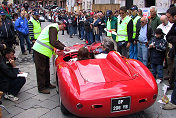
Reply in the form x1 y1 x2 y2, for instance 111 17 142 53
166 23 176 55
149 37 167 65
0 56 19 92
0 18 16 47
136 24 154 42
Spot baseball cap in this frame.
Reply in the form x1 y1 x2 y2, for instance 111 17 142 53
33 11 40 16
90 12 94 16
0 10 6 15
130 5 138 11
106 10 112 17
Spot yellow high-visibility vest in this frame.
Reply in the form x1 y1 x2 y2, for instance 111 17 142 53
32 23 59 58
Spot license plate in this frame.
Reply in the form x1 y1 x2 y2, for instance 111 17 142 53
111 96 131 113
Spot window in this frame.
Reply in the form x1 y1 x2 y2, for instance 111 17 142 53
145 0 155 7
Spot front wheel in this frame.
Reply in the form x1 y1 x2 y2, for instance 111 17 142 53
60 96 70 115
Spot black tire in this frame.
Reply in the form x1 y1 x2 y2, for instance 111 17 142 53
60 99 70 115
56 73 59 94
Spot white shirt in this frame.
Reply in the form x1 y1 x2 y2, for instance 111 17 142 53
157 22 173 40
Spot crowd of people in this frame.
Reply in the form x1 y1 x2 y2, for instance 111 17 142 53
0 0 176 111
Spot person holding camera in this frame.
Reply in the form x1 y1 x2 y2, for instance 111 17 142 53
0 48 26 101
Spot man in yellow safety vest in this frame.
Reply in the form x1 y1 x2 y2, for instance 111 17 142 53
28 11 41 46
33 22 70 94
129 5 141 59
116 6 133 58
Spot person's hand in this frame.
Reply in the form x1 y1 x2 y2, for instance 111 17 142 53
9 59 16 67
3 44 6 49
126 42 131 48
19 72 24 74
64 47 70 51
133 40 137 45
149 44 153 48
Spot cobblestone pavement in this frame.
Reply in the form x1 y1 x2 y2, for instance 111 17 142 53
1 22 176 118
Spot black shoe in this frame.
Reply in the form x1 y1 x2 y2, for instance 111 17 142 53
70 36 73 38
38 89 50 94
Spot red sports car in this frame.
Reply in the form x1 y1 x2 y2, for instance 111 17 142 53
55 43 158 117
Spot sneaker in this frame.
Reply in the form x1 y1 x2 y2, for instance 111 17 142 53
162 102 176 110
83 39 86 41
4 93 19 101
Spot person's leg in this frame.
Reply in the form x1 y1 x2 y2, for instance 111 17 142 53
129 43 134 59
80 26 84 40
157 64 164 79
44 56 50 87
90 31 94 44
8 77 26 96
24 34 31 53
133 44 138 59
121 42 128 58
117 42 122 55
137 43 142 63
171 55 176 104
69 25 73 37
18 33 25 54
62 30 64 35
34 50 49 91
151 64 157 78
87 32 91 45
142 44 148 66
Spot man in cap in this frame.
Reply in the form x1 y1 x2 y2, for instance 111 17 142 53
116 6 133 58
33 21 70 94
0 1 12 20
0 10 16 48
129 5 141 59
28 11 41 46
105 10 117 41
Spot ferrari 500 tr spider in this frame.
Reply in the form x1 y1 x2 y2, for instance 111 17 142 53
55 43 158 117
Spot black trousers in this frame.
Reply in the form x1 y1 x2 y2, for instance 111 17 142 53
33 50 50 91
0 77 26 96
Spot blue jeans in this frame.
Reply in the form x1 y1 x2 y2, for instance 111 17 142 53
73 26 77 35
137 42 148 66
80 26 84 40
69 25 73 37
129 43 138 59
86 31 94 45
151 64 163 78
171 55 176 105
95 34 100 42
19 33 31 54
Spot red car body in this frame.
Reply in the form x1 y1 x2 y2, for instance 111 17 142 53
55 43 158 117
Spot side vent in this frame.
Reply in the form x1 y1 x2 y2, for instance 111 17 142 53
139 98 147 103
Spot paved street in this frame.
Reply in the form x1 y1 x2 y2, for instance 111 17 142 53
1 22 176 118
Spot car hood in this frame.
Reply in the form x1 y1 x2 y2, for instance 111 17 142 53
75 59 134 83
